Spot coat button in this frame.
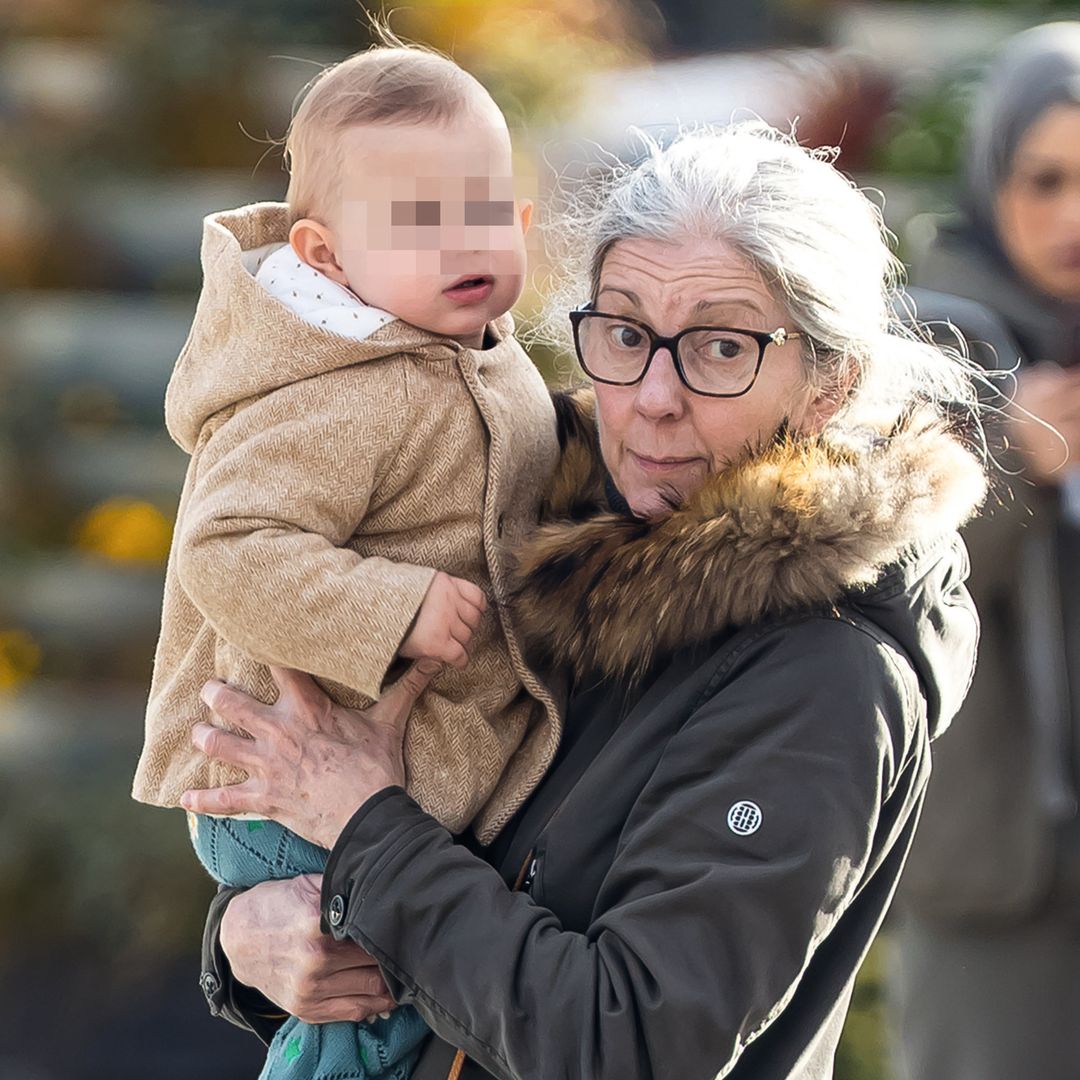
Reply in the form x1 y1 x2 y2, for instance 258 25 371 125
496 513 505 537
328 893 346 927
199 971 219 999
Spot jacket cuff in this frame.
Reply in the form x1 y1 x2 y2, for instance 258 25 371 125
345 562 438 698
201 884 289 1046
321 786 445 939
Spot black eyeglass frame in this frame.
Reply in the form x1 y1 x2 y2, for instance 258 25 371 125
568 303 804 399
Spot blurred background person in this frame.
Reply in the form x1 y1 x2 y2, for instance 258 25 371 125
889 22 1080 1080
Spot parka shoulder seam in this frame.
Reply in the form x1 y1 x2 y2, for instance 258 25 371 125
690 613 918 793
690 611 868 712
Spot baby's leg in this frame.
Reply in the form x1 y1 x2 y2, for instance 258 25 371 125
262 1011 431 1080
187 813 326 887
186 814 430 1080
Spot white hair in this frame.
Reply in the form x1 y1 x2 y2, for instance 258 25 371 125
538 121 984 435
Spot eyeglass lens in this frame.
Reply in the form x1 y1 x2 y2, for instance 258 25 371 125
576 314 761 395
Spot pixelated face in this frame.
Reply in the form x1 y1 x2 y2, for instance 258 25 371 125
329 111 531 346
590 236 813 519
997 102 1080 303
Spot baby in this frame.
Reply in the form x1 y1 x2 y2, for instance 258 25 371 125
131 45 561 1080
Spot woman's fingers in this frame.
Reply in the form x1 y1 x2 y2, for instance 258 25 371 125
374 658 443 722
180 778 264 817
294 994 397 1025
268 666 331 721
190 722 260 772
199 679 277 740
297 964 390 1000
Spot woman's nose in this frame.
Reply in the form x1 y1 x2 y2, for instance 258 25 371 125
634 347 687 419
1062 187 1080 229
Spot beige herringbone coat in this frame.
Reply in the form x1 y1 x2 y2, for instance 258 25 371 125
131 202 561 843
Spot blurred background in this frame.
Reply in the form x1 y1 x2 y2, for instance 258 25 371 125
1 1 1077 1077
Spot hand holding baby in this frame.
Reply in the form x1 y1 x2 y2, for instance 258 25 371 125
399 571 487 669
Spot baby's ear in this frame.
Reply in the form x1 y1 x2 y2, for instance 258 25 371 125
289 219 348 286
518 199 534 236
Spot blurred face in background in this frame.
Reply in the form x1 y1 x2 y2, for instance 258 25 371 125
996 102 1080 303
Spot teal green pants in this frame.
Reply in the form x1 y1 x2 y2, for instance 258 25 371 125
190 813 429 1080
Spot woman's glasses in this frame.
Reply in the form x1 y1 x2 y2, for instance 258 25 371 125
569 304 803 398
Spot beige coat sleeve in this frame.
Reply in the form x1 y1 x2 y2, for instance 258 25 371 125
175 363 436 700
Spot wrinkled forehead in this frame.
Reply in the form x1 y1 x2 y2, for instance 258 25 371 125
596 236 787 328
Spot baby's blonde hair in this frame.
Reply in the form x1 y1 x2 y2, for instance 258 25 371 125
284 44 494 223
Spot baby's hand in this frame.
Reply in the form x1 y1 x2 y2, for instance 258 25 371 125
399 572 487 669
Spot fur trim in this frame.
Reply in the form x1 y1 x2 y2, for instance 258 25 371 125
541 386 608 520
512 390 987 683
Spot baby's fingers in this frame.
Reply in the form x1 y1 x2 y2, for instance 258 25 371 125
442 634 469 669
457 596 484 632
453 578 488 614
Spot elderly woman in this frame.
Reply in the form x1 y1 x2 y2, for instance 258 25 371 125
186 123 986 1080
891 23 1080 1080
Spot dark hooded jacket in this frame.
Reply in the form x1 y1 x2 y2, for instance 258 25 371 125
203 389 985 1079
900 23 1080 923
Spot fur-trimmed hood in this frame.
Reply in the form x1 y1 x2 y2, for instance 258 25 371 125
512 388 987 718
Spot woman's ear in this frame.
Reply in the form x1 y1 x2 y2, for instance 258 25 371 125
289 219 348 286
793 361 858 436
518 199 534 237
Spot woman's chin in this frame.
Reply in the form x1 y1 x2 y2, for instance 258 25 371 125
625 483 687 519
620 463 709 518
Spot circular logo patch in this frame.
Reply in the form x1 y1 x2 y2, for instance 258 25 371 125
727 800 763 836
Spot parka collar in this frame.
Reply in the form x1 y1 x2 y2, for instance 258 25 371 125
511 388 987 684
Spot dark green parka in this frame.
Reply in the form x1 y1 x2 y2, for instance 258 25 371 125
207 391 986 1079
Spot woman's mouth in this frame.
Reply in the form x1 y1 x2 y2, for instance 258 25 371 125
443 276 495 304
1054 245 1080 272
629 450 703 473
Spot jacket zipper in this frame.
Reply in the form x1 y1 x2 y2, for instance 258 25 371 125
445 707 627 1080
521 855 539 893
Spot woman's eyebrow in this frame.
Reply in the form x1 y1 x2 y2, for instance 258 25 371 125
691 297 767 319
596 286 640 305
1013 152 1069 169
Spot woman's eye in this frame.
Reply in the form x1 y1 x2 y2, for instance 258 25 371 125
705 337 743 360
1027 170 1064 196
609 324 645 349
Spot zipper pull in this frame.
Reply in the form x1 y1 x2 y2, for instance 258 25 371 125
523 856 539 893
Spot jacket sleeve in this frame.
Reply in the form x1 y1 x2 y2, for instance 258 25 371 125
175 364 436 700
320 618 919 1080
200 884 287 1046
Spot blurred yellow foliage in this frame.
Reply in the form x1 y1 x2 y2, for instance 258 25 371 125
0 629 42 692
74 496 173 566
394 0 653 122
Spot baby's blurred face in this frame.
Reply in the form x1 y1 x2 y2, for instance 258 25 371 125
328 112 530 346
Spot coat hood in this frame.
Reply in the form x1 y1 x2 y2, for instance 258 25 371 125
165 202 489 452
512 389 986 738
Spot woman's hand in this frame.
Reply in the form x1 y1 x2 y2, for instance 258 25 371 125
180 660 441 849
221 874 396 1024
